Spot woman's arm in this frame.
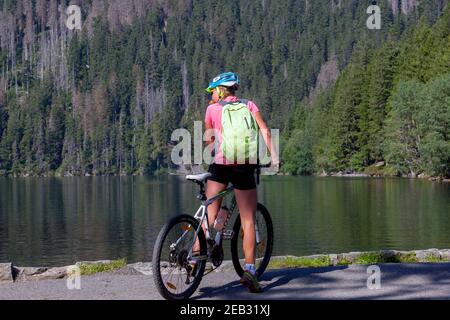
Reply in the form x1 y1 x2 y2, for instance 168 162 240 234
253 112 279 166
204 122 214 146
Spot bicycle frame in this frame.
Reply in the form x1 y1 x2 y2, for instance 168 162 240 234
170 185 235 262
169 184 236 262
189 186 235 257
175 168 267 264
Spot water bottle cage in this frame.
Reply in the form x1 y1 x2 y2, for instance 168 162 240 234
219 206 232 230
222 215 231 230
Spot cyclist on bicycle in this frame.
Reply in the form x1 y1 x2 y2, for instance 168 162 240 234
202 72 279 293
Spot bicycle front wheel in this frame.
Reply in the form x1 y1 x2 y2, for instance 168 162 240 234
230 203 274 279
152 214 207 300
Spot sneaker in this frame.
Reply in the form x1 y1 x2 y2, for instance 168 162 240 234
240 271 263 293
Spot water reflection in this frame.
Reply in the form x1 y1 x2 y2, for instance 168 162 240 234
0 176 449 267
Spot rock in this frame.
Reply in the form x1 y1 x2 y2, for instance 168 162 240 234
0 263 13 282
14 266 67 281
42 267 68 280
341 252 362 263
329 254 338 266
380 250 399 260
319 170 328 177
415 249 440 262
418 173 429 179
439 250 450 261
442 179 450 183
128 262 153 275
15 267 48 277
374 161 385 168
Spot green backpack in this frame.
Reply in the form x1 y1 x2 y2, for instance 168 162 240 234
219 99 259 164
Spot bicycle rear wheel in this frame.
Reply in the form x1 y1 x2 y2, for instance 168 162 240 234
152 214 207 300
230 203 273 278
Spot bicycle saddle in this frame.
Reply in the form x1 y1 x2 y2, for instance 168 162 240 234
186 172 212 183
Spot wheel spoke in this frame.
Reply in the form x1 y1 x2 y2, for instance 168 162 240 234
231 205 273 278
153 215 206 299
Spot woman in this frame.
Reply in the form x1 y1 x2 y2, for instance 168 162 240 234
204 72 278 293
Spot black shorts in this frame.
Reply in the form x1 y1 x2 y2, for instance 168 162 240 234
208 164 257 190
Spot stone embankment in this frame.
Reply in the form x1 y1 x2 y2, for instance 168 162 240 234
2 248 450 283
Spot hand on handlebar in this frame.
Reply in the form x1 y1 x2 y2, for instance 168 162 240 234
259 158 281 174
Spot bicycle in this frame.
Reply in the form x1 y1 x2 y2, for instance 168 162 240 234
152 165 274 300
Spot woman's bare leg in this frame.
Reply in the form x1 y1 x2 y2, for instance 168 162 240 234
205 180 227 227
234 188 257 265
192 180 227 253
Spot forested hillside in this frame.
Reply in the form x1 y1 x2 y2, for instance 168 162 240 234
0 0 448 177
283 4 450 178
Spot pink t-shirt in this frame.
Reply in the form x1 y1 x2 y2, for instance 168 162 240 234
205 96 260 165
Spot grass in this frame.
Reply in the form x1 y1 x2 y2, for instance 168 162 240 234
396 253 419 263
425 255 441 263
353 252 422 264
79 258 127 275
354 252 386 265
268 251 429 269
268 256 331 269
336 258 351 266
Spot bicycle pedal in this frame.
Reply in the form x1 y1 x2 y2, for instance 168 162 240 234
222 230 234 240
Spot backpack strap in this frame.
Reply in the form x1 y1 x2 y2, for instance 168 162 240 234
218 99 249 107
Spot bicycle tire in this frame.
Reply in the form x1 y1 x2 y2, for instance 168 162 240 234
152 214 207 300
230 203 273 279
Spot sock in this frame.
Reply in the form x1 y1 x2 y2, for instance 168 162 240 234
244 264 256 275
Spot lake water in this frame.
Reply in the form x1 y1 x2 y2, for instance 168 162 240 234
0 176 449 267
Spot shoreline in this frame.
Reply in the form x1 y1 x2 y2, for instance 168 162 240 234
1 172 449 182
2 248 450 283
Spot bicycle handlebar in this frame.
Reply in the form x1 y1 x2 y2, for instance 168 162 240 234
258 161 281 168
256 162 280 185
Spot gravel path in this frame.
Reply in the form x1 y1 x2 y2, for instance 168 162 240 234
1 263 450 300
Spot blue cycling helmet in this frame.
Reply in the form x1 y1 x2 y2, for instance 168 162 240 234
205 72 240 93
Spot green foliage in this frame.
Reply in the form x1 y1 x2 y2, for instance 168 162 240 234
0 1 449 177
284 5 450 177
424 254 442 263
419 75 450 177
395 253 419 263
383 75 450 177
383 80 425 175
282 128 314 175
268 256 331 269
79 259 127 275
354 252 385 265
